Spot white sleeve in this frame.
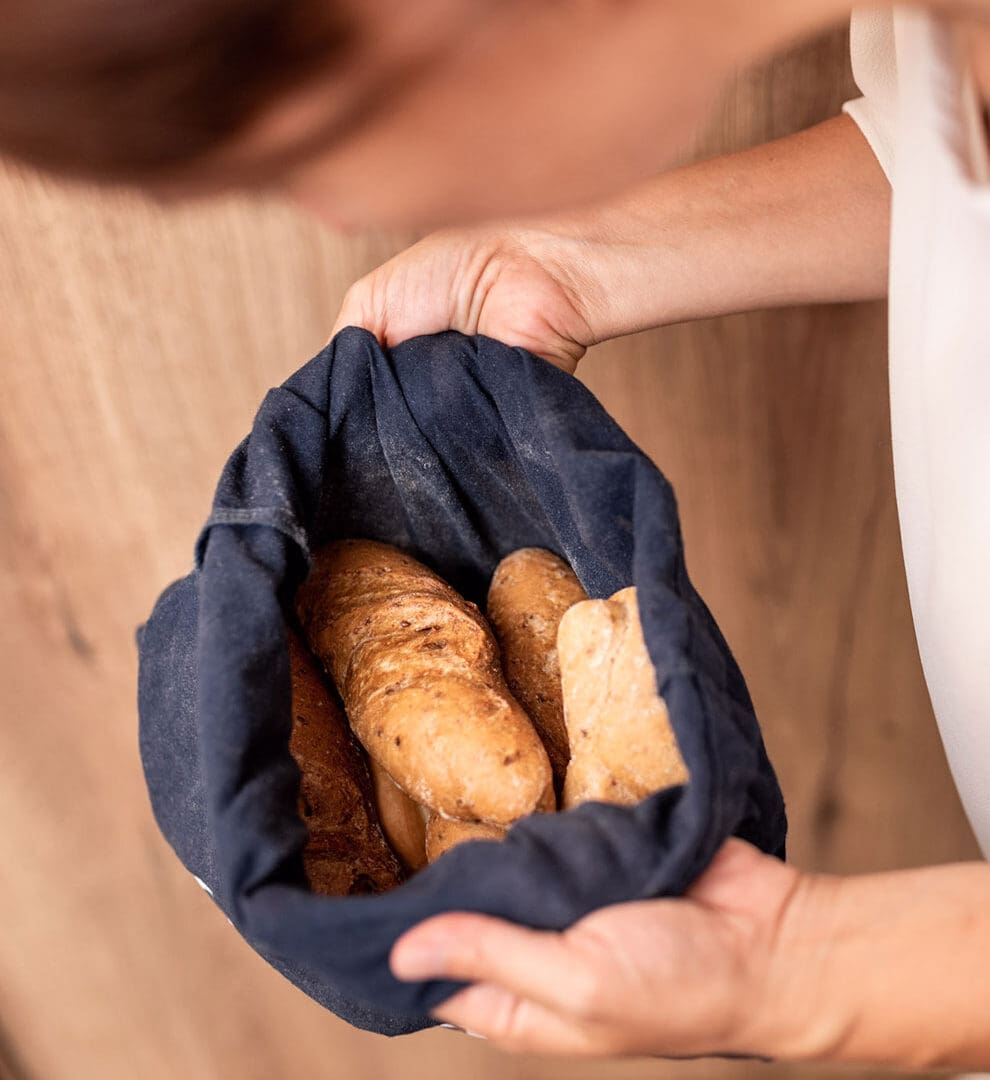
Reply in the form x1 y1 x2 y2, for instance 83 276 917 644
842 8 899 181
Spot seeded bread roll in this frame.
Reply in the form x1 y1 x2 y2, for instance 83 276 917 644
367 758 429 872
287 631 404 895
425 813 507 863
486 548 588 796
296 539 553 826
557 587 690 809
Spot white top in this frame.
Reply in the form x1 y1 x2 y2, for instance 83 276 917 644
843 8 990 858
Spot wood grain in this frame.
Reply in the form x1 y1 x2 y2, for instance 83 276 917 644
0 27 978 1080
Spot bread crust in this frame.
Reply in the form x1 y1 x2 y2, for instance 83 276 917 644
425 813 506 862
287 631 404 895
557 587 689 809
487 547 587 796
297 540 553 826
367 757 429 872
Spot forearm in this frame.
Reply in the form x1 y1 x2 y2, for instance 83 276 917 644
760 859 990 1069
519 113 890 340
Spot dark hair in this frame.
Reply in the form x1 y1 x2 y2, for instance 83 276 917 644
0 0 355 182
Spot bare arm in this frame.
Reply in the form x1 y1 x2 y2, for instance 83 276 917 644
764 856 990 1069
334 113 891 371
528 112 891 341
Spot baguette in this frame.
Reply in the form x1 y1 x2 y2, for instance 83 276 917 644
486 547 587 796
296 539 553 826
425 783 552 862
367 758 429 872
425 812 507 862
287 630 404 895
558 587 689 809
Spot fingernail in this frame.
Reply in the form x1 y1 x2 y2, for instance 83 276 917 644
435 1021 487 1040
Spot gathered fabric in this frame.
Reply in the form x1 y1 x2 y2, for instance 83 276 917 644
137 327 786 1034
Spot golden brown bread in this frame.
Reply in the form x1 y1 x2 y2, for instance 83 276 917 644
287 630 404 895
425 812 506 862
296 539 553 826
367 757 429 872
486 547 588 796
557 587 689 809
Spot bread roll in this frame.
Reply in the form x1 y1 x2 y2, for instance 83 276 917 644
367 758 429 872
557 587 689 809
425 812 506 862
287 631 404 895
296 539 553 826
487 548 587 795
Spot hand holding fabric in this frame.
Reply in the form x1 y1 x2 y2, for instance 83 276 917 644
330 225 604 373
391 837 803 1058
393 835 990 1070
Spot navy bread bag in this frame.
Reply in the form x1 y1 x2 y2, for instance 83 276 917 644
137 326 787 1035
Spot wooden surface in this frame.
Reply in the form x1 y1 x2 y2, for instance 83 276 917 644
0 28 979 1080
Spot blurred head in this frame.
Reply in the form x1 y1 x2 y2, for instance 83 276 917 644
0 0 848 229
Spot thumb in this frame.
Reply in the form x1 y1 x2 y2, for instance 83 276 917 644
390 912 592 1016
686 838 800 917
328 284 383 345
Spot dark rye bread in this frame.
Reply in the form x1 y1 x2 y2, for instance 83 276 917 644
288 630 404 895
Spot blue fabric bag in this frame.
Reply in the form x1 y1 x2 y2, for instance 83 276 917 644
137 327 786 1035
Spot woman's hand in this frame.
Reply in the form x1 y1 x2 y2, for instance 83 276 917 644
332 115 892 369
390 838 814 1058
331 224 607 374
391 836 990 1069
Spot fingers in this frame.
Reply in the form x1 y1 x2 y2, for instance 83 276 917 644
329 279 381 344
390 912 600 1018
433 982 617 1056
329 275 444 347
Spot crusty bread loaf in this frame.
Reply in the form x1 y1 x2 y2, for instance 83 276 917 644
487 548 587 796
367 757 429 872
557 587 689 809
425 812 506 862
287 631 404 895
296 539 553 826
